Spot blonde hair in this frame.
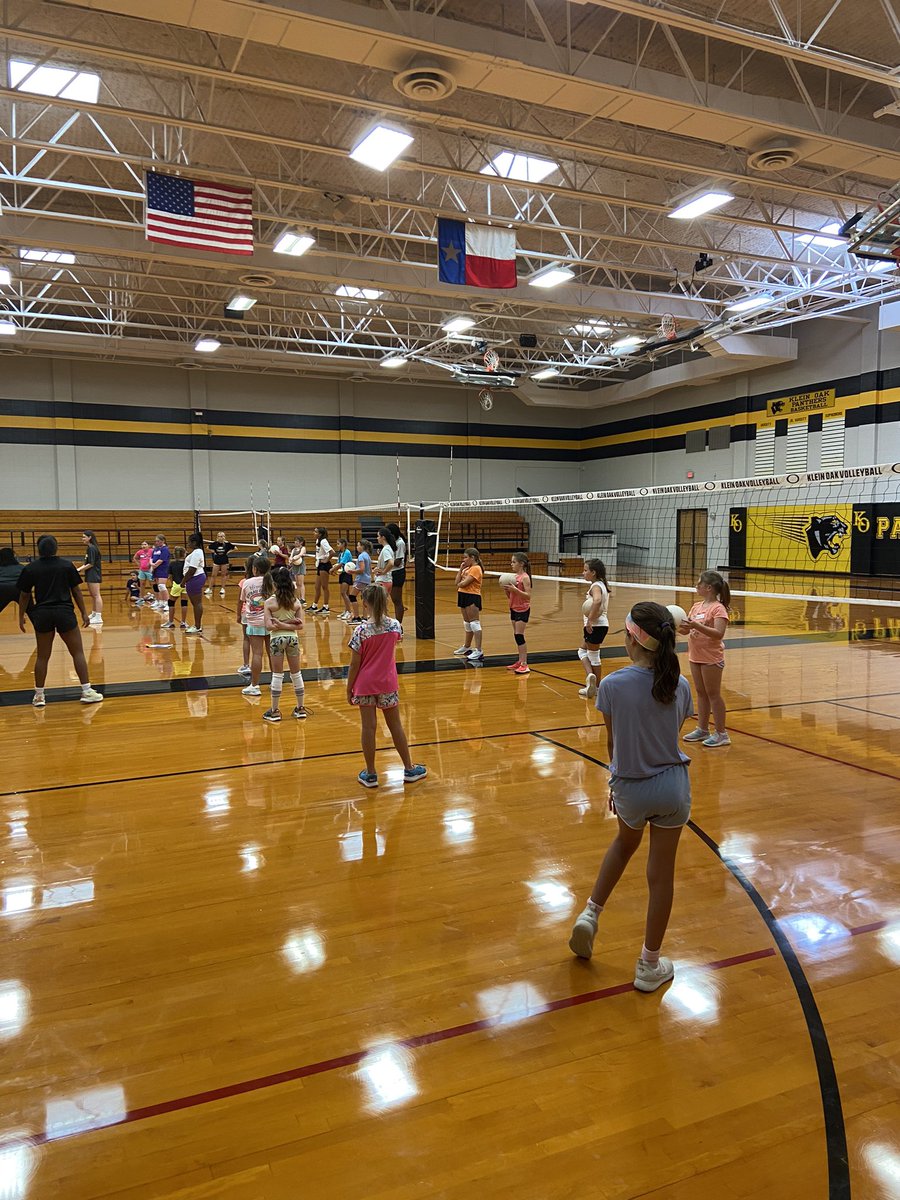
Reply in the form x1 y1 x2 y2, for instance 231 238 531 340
361 583 388 627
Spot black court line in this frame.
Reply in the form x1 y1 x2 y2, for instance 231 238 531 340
0 722 596 798
531 731 851 1200
0 629 853 710
828 700 900 721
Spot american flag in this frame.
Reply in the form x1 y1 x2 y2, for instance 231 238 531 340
145 171 254 256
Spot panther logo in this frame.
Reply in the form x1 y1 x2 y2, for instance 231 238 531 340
805 515 849 560
769 400 786 416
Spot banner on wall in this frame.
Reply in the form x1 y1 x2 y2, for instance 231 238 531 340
850 504 900 575
728 503 852 573
765 387 836 418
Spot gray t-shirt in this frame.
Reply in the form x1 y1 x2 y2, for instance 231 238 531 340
595 664 693 779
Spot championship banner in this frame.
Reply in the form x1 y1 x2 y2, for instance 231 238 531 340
765 387 836 418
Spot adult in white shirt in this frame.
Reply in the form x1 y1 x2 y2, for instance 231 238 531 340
310 526 333 614
386 522 407 625
374 527 396 594
181 532 207 634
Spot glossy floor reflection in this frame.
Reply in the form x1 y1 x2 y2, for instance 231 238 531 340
0 589 898 1198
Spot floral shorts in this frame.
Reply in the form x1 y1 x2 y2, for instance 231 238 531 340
269 633 299 655
351 691 399 709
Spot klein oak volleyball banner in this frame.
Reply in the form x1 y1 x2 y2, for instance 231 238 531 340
729 501 900 577
437 218 517 289
145 171 254 255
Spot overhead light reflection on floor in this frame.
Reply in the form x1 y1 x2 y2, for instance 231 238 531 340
357 1046 418 1110
477 980 547 1027
526 879 574 912
44 1084 125 1141
662 972 720 1023
864 1140 900 1190
282 929 326 974
877 925 900 967
1 885 34 916
0 1134 37 1200
0 982 29 1041
442 808 474 845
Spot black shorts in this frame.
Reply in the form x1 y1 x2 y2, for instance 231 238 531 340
211 557 230 567
457 592 482 610
392 567 406 589
316 562 332 574
338 571 352 586
584 625 609 646
30 605 78 635
510 608 531 624
84 570 102 585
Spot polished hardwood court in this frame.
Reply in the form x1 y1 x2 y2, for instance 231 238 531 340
1 578 898 1199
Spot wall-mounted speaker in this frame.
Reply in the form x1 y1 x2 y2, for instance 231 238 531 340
519 333 538 348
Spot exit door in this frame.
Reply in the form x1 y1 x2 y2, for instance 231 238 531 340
676 509 708 582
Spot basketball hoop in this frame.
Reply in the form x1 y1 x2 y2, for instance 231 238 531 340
483 348 500 372
659 313 677 341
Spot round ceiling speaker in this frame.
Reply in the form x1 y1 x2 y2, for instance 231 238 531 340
393 63 457 102
747 141 800 172
239 272 276 288
470 300 500 314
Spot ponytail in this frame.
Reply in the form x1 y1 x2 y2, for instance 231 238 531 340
628 601 680 704
361 583 388 627
586 557 611 596
700 569 731 608
512 552 532 583
465 547 483 567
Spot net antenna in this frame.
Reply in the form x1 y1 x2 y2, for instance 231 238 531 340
658 312 677 341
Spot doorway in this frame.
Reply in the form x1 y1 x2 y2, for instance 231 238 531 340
676 509 708 583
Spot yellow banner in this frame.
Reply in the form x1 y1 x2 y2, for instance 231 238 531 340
766 388 836 418
745 502 852 573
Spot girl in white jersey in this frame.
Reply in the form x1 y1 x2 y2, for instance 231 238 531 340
309 527 333 615
578 558 611 698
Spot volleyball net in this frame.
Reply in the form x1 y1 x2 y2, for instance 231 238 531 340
423 462 900 610
197 503 418 557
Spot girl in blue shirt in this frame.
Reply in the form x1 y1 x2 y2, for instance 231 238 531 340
333 538 355 622
348 539 373 625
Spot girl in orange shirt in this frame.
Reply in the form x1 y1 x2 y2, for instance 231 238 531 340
681 570 731 748
504 552 533 675
453 548 484 662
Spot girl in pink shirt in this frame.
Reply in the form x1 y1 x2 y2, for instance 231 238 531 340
680 570 731 748
504 552 533 675
347 584 426 788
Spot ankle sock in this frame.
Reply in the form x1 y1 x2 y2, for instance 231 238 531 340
34 687 45 700
80 683 92 696
640 945 660 965
586 900 603 915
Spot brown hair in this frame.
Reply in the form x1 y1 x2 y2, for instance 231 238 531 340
628 601 680 704
585 558 611 594
511 552 532 583
464 547 483 566
700 569 731 607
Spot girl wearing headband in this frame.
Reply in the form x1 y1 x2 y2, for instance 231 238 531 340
569 601 694 993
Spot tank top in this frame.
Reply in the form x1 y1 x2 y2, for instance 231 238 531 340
582 581 609 627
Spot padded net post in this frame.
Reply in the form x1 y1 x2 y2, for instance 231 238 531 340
414 519 436 639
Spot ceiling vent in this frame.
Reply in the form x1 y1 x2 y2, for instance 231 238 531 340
176 359 202 370
393 62 457 102
470 300 500 314
747 141 800 173
239 272 276 288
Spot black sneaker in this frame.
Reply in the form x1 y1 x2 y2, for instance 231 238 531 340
262 709 282 723
292 706 308 719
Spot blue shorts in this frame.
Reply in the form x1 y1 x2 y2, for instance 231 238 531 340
138 569 153 581
245 624 267 638
610 763 691 829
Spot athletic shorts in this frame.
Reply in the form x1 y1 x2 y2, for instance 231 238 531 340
84 569 101 585
291 564 306 578
690 658 725 669
510 608 531 623
457 593 482 610
338 571 352 586
610 763 691 830
137 569 153 581
245 624 267 638
375 579 393 594
392 567 406 589
29 605 78 635
211 557 230 567
185 573 206 596
584 624 609 646
316 563 332 574
351 691 399 709
269 632 299 655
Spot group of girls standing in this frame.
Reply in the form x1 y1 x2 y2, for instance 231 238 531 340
453 548 533 673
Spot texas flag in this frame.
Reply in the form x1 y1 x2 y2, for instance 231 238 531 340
437 218 517 289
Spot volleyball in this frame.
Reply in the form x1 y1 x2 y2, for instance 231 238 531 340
347 560 357 572
667 604 688 627
498 572 517 588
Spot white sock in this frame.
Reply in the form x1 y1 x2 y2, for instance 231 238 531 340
34 687 45 699
586 899 603 914
81 682 92 695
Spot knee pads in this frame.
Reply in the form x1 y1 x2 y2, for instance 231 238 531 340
577 647 590 663
290 670 304 690
588 650 601 666
469 620 481 633
463 621 473 633
514 632 526 646
270 671 284 692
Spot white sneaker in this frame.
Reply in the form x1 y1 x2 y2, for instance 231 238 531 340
88 613 103 625
237 665 251 677
320 606 330 614
338 612 350 622
204 588 212 596
453 646 472 656
467 649 483 661
80 688 104 704
634 957 674 992
185 626 202 635
32 693 46 708
578 673 597 699
242 684 261 696
219 588 226 597
568 906 599 959
702 732 731 748
683 727 710 743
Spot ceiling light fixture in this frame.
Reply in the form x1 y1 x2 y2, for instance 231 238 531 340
380 355 408 368
610 335 643 351
194 337 221 353
0 320 18 336
480 152 558 183
335 286 382 300
442 316 476 333
798 222 843 248
532 367 559 381
571 322 610 335
19 249 75 264
0 268 10 287
9 58 100 103
349 125 413 172
726 293 774 313
226 295 256 312
273 230 315 257
669 192 733 220
529 265 575 289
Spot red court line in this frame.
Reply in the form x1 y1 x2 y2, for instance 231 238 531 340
29 945 778 1147
729 724 900 782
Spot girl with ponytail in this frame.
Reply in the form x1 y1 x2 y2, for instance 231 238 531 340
682 570 731 748
504 552 533 675
569 601 694 994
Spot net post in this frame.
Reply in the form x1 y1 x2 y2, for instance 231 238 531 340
414 518 436 640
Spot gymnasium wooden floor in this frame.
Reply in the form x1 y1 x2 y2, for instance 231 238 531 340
1 577 898 1199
